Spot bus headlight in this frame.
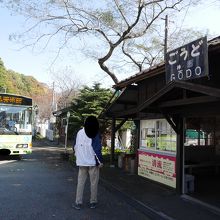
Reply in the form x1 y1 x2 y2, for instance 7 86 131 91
16 144 28 148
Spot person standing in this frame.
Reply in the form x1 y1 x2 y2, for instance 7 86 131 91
73 116 103 210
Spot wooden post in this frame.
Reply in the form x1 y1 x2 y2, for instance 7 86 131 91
176 116 185 194
134 120 140 174
110 118 116 167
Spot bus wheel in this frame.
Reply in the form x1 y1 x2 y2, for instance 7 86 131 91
0 149 11 156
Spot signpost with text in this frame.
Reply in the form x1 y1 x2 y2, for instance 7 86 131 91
166 36 209 83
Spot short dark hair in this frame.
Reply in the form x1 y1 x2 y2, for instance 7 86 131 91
84 116 99 138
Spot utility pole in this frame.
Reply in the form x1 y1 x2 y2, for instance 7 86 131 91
164 15 168 61
51 82 56 141
52 82 56 111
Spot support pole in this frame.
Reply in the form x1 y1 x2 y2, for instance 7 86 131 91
110 118 116 167
133 120 140 174
176 116 185 194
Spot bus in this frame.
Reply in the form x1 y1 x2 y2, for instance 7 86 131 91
0 93 33 155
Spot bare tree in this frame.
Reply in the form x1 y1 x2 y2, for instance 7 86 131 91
50 67 81 110
32 92 53 122
2 0 201 84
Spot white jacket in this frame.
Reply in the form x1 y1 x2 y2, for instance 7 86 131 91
74 128 96 166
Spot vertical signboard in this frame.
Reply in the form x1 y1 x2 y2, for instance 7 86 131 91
166 36 208 83
138 150 176 188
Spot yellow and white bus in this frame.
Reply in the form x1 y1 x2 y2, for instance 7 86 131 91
0 93 33 155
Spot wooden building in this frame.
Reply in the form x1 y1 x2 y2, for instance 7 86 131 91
103 36 220 205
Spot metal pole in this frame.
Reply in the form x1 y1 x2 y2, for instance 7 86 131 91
64 123 68 153
64 112 70 153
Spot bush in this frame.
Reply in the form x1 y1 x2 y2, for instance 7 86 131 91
69 154 76 164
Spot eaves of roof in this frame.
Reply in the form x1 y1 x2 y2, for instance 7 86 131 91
113 62 165 90
53 106 72 117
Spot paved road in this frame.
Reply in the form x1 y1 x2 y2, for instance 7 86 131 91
0 142 151 220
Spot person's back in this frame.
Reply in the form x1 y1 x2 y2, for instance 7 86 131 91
74 128 96 166
73 116 103 210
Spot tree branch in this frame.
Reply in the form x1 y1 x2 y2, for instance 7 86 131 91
122 41 142 71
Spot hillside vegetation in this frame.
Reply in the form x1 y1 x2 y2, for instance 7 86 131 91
0 57 54 120
0 58 50 97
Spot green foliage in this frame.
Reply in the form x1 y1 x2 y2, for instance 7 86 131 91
102 146 125 155
119 121 134 131
101 146 133 163
69 154 76 164
68 83 113 138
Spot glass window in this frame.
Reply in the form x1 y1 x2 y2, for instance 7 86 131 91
0 105 32 134
140 119 176 153
185 117 214 146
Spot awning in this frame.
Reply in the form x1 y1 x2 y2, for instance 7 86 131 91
138 81 220 116
53 107 72 117
104 84 138 118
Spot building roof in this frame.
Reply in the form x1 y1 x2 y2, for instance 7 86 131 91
53 107 72 117
104 35 220 119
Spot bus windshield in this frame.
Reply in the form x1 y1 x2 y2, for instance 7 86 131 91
0 105 32 135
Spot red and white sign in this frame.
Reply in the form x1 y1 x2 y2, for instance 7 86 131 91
138 150 176 188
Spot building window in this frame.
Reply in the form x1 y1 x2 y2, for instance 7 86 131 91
140 119 176 153
185 117 215 146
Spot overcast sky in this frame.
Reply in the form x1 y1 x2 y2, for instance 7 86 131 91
0 1 220 89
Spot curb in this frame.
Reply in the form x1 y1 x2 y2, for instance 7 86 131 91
100 178 175 220
181 195 220 217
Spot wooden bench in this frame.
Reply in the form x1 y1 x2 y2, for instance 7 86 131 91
185 162 220 174
184 174 194 193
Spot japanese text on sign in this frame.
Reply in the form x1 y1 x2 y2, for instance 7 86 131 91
0 94 32 106
0 95 23 104
138 150 176 188
165 36 208 83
